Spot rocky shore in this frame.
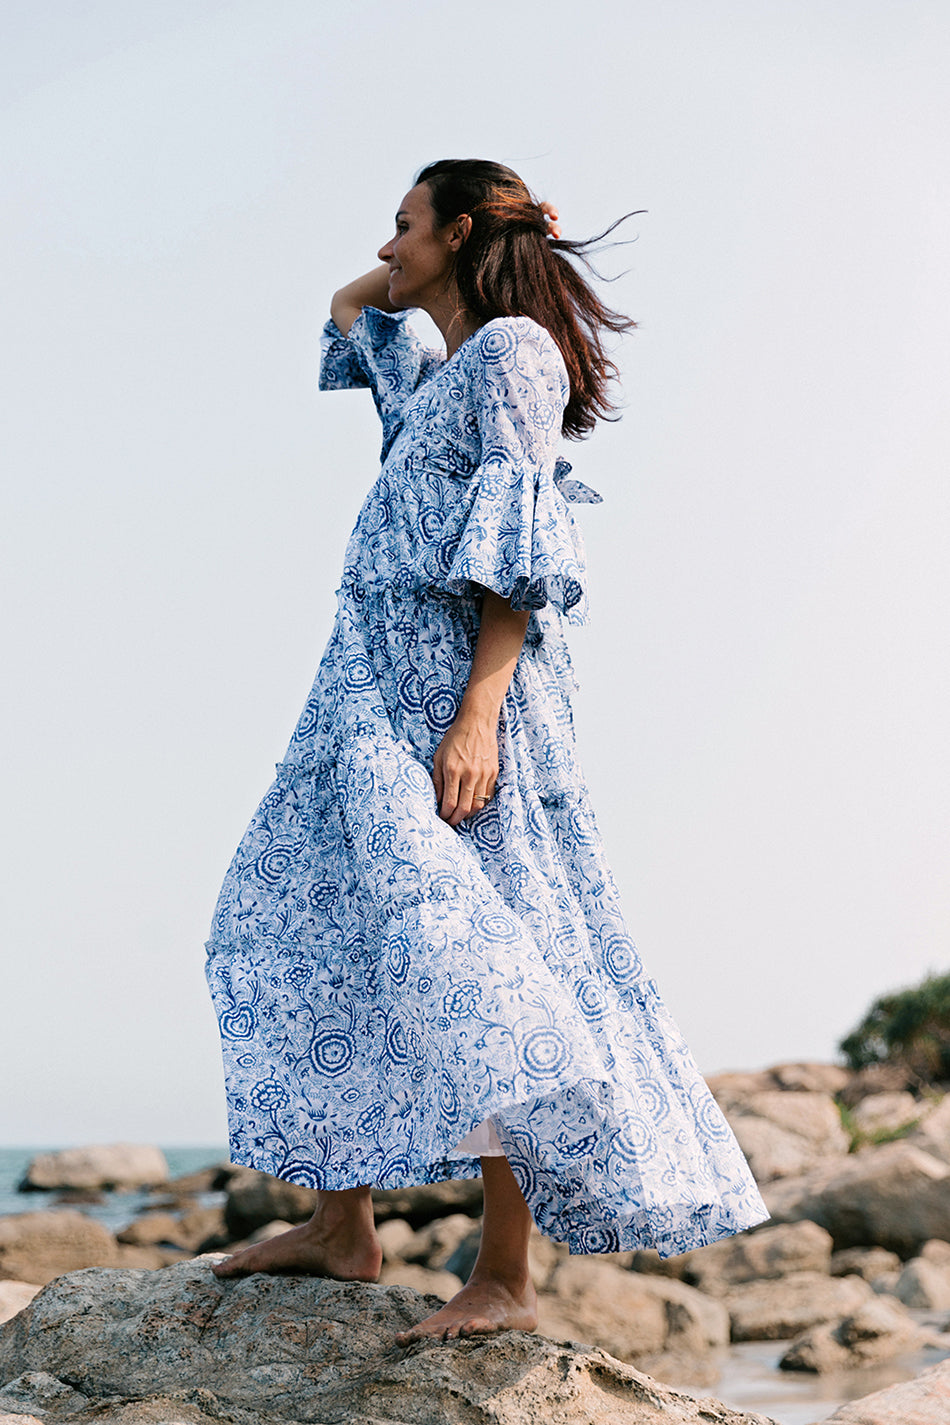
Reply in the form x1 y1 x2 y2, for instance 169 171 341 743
3 1061 950 1423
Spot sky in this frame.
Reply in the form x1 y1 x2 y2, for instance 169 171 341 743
2 0 948 1146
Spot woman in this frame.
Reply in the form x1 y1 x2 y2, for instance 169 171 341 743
205 159 768 1343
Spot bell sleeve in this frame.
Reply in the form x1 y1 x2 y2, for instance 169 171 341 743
319 306 439 461
438 319 598 623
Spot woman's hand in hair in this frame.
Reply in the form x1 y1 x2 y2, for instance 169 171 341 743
541 202 561 240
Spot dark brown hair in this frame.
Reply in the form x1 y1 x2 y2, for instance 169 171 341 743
415 158 639 439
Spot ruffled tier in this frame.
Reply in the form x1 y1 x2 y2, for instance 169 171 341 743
207 604 768 1252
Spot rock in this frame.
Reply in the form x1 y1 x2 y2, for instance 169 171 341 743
628 1248 691 1279
403 1213 482 1269
851 1092 922 1138
18 1145 168 1194
723 1091 849 1182
537 1257 729 1378
705 1070 776 1106
893 1256 950 1309
763 1141 950 1254
222 1168 319 1238
378 1262 464 1300
377 1217 417 1262
838 1063 916 1108
767 1062 852 1095
920 1237 950 1266
160 1163 235 1196
0 1258 777 1424
676 1221 833 1296
778 1296 926 1372
0 1213 120 1286
372 1178 484 1227
909 1096 950 1164
0 1289 40 1329
112 1245 174 1270
723 1270 871 1341
0 1373 89 1416
527 1232 568 1291
830 1246 902 1280
115 1212 187 1248
175 1205 228 1253
822 1357 950 1423
246 1220 294 1244
870 1271 902 1296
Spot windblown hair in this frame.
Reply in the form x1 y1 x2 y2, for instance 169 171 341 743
416 158 638 439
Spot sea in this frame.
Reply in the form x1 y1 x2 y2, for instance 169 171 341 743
1 1144 947 1425
0 1146 228 1234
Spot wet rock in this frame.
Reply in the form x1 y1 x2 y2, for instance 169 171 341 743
537 1256 729 1378
676 1220 833 1296
892 1256 950 1310
778 1295 927 1372
18 1145 168 1193
723 1090 850 1183
763 1141 950 1254
0 1289 40 1329
823 1357 950 1422
0 1213 120 1286
724 1270 871 1341
830 1246 902 1280
160 1163 235 1196
0 1258 776 1424
850 1092 922 1138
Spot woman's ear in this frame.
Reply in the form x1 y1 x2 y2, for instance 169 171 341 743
448 214 472 250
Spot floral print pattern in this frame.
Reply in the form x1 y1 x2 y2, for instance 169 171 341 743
205 308 768 1254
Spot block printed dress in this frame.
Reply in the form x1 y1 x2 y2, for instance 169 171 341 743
205 307 768 1255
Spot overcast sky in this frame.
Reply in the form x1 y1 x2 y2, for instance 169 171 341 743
3 0 948 1145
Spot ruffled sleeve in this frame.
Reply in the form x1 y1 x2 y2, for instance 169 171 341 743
319 307 441 461
437 319 597 623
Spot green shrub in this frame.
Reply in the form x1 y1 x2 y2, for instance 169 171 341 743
839 971 950 1082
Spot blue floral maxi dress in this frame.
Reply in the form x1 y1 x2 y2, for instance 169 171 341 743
205 308 768 1255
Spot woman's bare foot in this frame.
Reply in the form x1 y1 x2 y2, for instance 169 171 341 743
212 1186 381 1283
395 1271 538 1344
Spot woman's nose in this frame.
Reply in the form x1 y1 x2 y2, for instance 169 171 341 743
378 235 394 262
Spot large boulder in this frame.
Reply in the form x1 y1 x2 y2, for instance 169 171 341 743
822 1358 950 1423
537 1257 729 1382
372 1179 485 1227
0 1258 780 1424
0 1214 120 1286
722 1091 849 1183
18 1146 168 1193
723 1270 871 1341
674 1221 833 1296
830 1246 902 1281
763 1141 950 1254
778 1296 927 1372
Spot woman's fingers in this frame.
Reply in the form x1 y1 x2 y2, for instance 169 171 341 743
541 201 561 240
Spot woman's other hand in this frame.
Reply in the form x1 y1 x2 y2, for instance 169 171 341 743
541 202 561 240
432 711 498 827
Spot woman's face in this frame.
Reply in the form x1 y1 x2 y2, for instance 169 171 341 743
377 184 457 311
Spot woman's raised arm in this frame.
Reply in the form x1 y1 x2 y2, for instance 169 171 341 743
330 264 398 336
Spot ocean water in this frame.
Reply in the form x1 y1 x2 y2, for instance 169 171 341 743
0 1146 228 1234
